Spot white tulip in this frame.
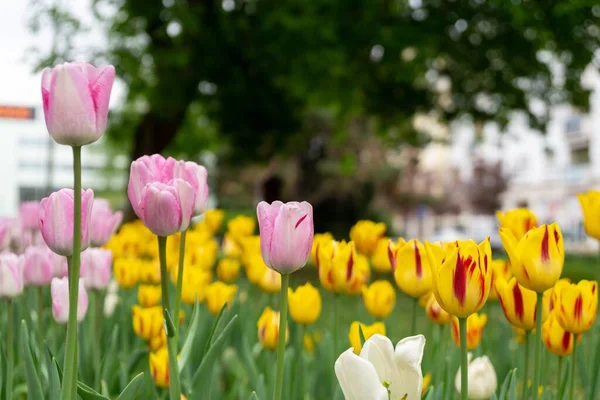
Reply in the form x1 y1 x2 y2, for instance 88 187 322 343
335 334 426 400
455 354 497 400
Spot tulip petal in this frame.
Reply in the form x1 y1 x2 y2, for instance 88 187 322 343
257 201 283 268
89 65 115 133
335 348 389 400
359 334 396 390
394 334 425 400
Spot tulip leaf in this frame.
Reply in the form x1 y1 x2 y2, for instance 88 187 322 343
0 341 6 400
164 308 176 337
179 300 200 373
204 301 229 357
116 373 145 400
51 357 110 400
100 325 119 385
44 347 61 400
358 324 366 348
557 358 569 400
20 321 44 400
248 391 259 400
498 368 516 400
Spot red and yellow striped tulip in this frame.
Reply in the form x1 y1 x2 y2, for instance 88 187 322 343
495 277 551 331
496 208 537 241
317 240 361 294
542 311 578 356
371 237 393 273
389 239 433 298
555 280 598 334
451 313 487 350
424 292 453 325
488 259 512 300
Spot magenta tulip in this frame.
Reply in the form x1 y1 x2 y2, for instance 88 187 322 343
137 179 194 236
22 245 54 286
80 248 112 290
90 199 123 247
41 63 115 146
51 277 88 324
256 201 314 274
172 161 209 216
0 253 24 298
127 155 176 218
39 189 94 256
19 201 40 231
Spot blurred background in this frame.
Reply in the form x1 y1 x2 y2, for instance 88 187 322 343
2 0 600 252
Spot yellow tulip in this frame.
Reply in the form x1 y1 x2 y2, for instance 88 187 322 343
549 278 572 312
132 305 163 340
204 209 225 234
148 328 167 351
138 284 161 308
451 313 487 350
422 373 432 397
222 232 242 259
180 268 212 305
496 208 537 241
310 233 334 266
424 292 453 325
488 259 512 301
240 235 261 268
390 239 433 298
361 280 396 320
217 258 241 282
348 321 386 353
149 347 170 388
113 257 139 289
258 268 281 294
542 311 578 356
495 277 551 330
185 239 219 270
246 253 268 285
499 223 564 293
288 283 322 325
555 280 598 334
370 237 393 273
349 220 386 257
347 254 371 295
227 215 255 244
317 240 361 294
257 306 288 350
577 191 600 240
138 259 161 284
205 281 237 315
425 239 492 318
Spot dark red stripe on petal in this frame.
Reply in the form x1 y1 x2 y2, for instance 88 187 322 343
562 332 571 352
346 251 354 282
592 284 597 295
453 255 467 306
414 242 423 279
541 226 550 263
484 254 488 273
513 284 524 321
574 294 583 320
388 245 396 273
295 214 308 229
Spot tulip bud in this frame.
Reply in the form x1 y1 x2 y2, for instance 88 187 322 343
577 191 600 240
149 347 170 388
89 199 122 247
256 201 314 274
361 280 396 320
39 188 94 256
127 154 175 218
554 280 598 334
41 63 115 146
203 209 225 234
542 311 578 356
51 277 88 324
22 245 54 286
310 232 334 267
172 161 209 216
257 306 289 350
138 284 162 308
217 258 241 282
19 201 40 231
425 293 453 325
288 282 322 325
495 277 551 331
370 237 393 273
451 313 487 350
488 259 512 301
205 281 237 315
80 248 112 290
149 328 167 352
496 208 537 241
500 223 564 293
0 253 24 298
455 354 497 400
347 254 371 295
317 240 361 294
132 305 164 340
103 292 119 317
389 239 433 299
349 220 386 257
348 321 386 354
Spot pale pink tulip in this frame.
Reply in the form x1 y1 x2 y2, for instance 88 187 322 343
256 201 314 274
90 199 123 246
0 218 13 251
19 201 40 231
127 155 177 218
80 248 112 290
41 62 115 146
51 277 88 324
172 161 209 216
39 189 94 256
0 253 24 298
49 252 68 278
137 179 194 236
22 245 54 286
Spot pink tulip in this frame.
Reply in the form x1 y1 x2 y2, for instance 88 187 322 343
51 277 88 324
39 189 94 256
41 62 115 146
138 179 195 236
19 201 40 231
256 201 314 274
0 253 24 298
22 245 54 286
90 199 123 246
127 155 176 218
0 218 13 251
49 252 68 278
172 161 209 216
80 248 112 290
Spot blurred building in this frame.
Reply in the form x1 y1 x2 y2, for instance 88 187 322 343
0 104 127 217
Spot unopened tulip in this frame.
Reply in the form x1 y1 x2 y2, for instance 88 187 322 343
113 257 139 289
389 239 433 298
51 277 88 324
257 306 289 350
180 268 211 305
172 161 209 216
549 278 571 312
149 347 170 387
317 240 361 294
204 209 225 234
425 239 492 318
103 292 119 317
425 293 453 325
19 201 40 231
577 191 600 240
370 237 393 273
451 313 487 350
128 154 175 217
41 62 115 146
22 245 54 286
311 232 334 266
348 321 386 354
217 258 240 282
496 208 537 241
132 305 164 340
500 223 564 293
495 277 551 330
138 284 162 307
89 199 122 246
149 328 167 352
346 254 371 295
488 259 512 300
361 280 396 320
0 253 24 298
455 354 497 400
288 282 322 325
39 188 94 256
555 280 598 334
256 201 314 274
80 248 112 290
349 220 386 257
205 281 237 315
542 311 577 356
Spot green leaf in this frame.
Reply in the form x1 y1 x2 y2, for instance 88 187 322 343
100 325 119 386
179 300 201 372
44 348 61 400
52 357 110 400
498 369 516 400
358 324 366 348
116 373 145 400
558 358 569 400
248 391 259 400
20 321 44 400
164 308 176 338
125 349 147 375
203 301 229 357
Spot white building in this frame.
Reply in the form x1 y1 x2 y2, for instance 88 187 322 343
0 104 127 217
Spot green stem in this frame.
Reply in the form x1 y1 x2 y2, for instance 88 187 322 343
523 330 530 400
296 324 305 400
173 229 187 345
557 356 563 387
37 286 44 356
92 290 101 390
61 145 82 400
459 317 468 400
6 300 14 400
411 297 418 336
569 339 577 400
158 236 181 400
273 273 290 400
532 292 543 400
333 293 339 357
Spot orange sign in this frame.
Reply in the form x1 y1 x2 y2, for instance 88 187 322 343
0 106 35 120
